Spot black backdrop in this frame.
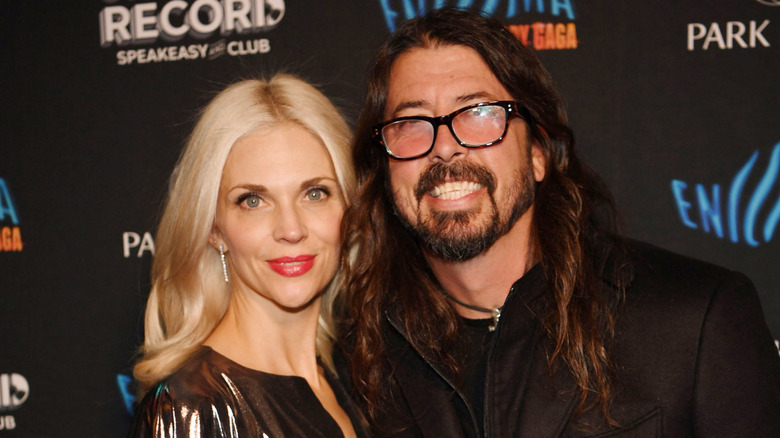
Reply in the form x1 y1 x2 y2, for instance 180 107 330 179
1 1 777 436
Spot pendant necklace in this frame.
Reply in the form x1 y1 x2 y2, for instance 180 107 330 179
442 291 503 332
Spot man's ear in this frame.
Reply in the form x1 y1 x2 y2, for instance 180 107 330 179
531 144 546 182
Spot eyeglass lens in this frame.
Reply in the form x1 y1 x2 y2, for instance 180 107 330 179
382 104 508 159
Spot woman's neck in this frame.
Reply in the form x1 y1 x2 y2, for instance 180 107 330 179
204 288 322 381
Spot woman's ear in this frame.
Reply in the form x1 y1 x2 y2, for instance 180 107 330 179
209 226 223 250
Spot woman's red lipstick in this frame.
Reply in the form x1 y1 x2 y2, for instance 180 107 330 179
267 255 316 277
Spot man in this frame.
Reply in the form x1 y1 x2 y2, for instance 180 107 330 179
338 8 780 437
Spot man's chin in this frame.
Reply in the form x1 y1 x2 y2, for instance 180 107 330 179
422 232 495 261
416 218 498 261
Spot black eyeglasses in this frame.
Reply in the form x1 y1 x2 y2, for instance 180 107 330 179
371 101 531 160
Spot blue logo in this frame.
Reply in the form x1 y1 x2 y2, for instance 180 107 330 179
0 178 19 226
117 374 135 415
671 142 780 246
0 178 24 252
378 0 576 31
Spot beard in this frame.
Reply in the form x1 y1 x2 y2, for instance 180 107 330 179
393 159 535 262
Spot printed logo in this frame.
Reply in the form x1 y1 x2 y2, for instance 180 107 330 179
377 0 578 50
671 142 780 246
123 232 155 258
0 178 24 252
99 0 284 65
0 373 29 431
117 374 135 415
687 20 771 50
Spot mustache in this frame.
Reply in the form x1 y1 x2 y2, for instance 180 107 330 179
414 161 497 201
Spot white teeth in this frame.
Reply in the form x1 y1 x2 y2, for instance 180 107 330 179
430 181 483 200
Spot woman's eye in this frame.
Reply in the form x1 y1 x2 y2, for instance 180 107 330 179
237 193 262 208
306 188 329 201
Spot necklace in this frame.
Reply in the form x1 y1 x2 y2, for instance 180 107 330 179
442 291 503 332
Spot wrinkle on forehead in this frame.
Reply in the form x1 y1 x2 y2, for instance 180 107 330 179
384 45 511 119
387 91 497 119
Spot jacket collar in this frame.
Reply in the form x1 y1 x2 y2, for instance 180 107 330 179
383 235 633 436
384 263 580 437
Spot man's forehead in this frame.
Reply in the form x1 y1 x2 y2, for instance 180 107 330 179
384 91 497 117
382 45 509 118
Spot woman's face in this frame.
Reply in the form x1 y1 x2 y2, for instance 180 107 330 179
212 124 345 311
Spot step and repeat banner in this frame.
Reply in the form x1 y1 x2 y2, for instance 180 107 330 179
1 1 777 436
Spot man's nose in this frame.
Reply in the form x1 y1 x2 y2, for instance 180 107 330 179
429 124 468 163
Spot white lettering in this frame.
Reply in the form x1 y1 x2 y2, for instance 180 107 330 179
196 43 208 58
688 20 771 50
228 39 270 56
126 49 138 64
260 0 285 29
159 0 189 38
132 3 159 42
177 45 192 60
0 374 28 410
703 23 725 50
154 47 169 62
687 23 706 51
116 40 268 65
750 20 770 47
188 0 224 36
726 21 747 49
138 232 156 257
0 416 16 430
99 6 131 46
122 232 140 257
100 0 285 46
122 231 155 257
224 0 252 34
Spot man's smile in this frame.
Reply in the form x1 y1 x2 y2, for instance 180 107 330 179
429 181 484 200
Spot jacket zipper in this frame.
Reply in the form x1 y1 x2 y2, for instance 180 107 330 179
480 284 516 437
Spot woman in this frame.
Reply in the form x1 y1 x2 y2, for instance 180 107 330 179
130 74 365 437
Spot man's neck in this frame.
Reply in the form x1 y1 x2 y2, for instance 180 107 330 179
425 212 537 319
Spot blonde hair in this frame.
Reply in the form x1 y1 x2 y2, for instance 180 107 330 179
133 74 355 395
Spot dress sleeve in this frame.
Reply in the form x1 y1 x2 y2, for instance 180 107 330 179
693 271 780 436
128 383 237 438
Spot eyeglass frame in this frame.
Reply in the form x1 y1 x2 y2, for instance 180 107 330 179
371 100 533 160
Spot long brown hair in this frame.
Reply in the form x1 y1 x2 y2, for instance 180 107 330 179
340 8 627 425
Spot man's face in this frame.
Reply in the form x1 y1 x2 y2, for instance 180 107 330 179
383 44 546 261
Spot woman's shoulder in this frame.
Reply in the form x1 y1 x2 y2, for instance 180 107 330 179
128 347 245 437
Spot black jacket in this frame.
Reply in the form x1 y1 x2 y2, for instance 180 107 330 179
364 241 780 437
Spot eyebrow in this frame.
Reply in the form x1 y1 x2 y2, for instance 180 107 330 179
457 92 493 103
388 92 496 118
230 183 268 194
389 100 427 118
299 176 339 189
229 176 339 193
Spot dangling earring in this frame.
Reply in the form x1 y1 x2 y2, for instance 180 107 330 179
219 244 230 283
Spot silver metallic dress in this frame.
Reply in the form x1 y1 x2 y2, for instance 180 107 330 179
129 346 369 437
